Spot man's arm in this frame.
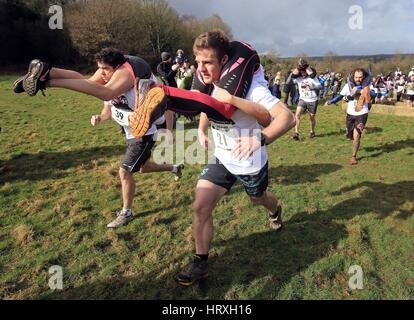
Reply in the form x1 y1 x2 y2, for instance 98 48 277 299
91 103 112 126
308 77 322 90
88 68 106 85
232 101 295 160
212 87 271 127
164 110 174 132
326 84 348 105
325 94 344 105
261 101 296 144
197 113 211 150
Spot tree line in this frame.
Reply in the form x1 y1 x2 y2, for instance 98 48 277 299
1 0 411 76
0 0 232 69
261 51 414 79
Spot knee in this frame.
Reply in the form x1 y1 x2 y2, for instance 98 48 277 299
193 199 213 218
119 167 132 181
193 199 208 214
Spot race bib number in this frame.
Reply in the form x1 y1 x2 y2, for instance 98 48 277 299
211 123 237 151
111 106 132 127
302 87 316 99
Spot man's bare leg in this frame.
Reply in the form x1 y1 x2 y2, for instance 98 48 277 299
309 113 316 135
351 128 361 165
250 191 283 230
174 179 227 286
192 180 227 255
293 107 304 140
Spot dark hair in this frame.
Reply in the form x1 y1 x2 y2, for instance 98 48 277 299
348 68 371 88
353 68 367 76
161 52 171 62
193 29 230 61
95 48 127 68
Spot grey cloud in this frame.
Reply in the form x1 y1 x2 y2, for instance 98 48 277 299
167 0 414 56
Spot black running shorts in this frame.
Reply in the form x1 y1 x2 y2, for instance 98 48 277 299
199 158 269 197
121 134 156 173
346 113 368 140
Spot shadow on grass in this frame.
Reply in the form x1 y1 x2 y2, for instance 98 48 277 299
0 145 125 184
363 138 414 159
268 163 342 185
364 127 383 134
316 129 345 138
36 179 413 300
317 126 383 138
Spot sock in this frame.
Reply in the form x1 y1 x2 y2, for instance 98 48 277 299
195 254 209 261
122 208 132 216
269 203 281 218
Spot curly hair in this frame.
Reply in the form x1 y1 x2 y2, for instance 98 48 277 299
95 48 127 69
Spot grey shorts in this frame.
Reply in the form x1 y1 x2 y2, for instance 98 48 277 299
298 99 319 114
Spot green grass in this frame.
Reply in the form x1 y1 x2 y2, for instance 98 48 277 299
0 75 413 300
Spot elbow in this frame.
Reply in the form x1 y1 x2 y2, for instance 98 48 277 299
101 92 115 101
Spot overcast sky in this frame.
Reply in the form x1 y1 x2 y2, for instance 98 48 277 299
167 0 414 57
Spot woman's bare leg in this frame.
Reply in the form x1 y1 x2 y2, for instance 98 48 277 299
50 68 85 80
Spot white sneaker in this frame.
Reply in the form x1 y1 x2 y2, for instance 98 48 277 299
107 210 133 228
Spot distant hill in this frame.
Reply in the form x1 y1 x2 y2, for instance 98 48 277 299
306 53 414 62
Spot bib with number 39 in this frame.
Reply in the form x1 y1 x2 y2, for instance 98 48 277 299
111 106 133 127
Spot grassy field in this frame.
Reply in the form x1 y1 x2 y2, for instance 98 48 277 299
0 75 413 300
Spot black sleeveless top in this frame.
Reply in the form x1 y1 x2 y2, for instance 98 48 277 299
125 55 152 80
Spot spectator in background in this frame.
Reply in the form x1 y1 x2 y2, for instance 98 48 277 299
370 77 378 104
157 51 179 87
386 75 394 101
377 79 389 103
175 49 186 65
331 73 343 98
405 71 414 107
318 73 326 98
395 74 406 102
178 60 194 90
271 71 282 99
283 69 297 106
177 58 191 89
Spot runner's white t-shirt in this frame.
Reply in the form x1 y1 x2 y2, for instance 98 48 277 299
210 65 279 175
293 77 320 102
340 85 369 116
406 81 414 95
396 80 406 93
